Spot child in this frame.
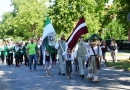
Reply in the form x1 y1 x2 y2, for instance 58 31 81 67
62 48 73 79
43 50 52 76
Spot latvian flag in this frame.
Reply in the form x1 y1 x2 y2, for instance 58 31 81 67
66 16 88 50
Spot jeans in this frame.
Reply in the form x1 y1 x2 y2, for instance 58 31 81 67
29 54 37 70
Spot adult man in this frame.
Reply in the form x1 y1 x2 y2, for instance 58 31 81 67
55 34 67 76
86 34 102 82
74 36 87 78
27 38 38 72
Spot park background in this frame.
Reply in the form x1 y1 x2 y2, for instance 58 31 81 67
0 0 130 43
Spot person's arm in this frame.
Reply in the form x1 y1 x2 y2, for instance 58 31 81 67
71 53 74 62
84 42 89 48
73 44 78 59
55 42 59 49
65 42 68 52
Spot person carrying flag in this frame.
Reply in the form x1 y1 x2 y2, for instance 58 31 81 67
55 34 67 76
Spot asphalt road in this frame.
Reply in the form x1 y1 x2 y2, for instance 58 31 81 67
0 61 130 90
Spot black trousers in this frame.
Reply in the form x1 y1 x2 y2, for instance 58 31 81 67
24 55 28 66
51 53 56 63
66 60 72 75
15 54 19 66
19 54 23 63
8 53 13 65
1 54 4 63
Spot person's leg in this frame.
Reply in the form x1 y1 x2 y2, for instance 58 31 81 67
69 61 72 78
24 55 27 66
58 54 65 75
82 57 85 69
1 54 4 64
66 61 69 76
51 53 54 64
8 54 11 66
114 52 117 62
103 53 107 63
11 53 13 65
33 54 37 70
29 55 33 70
15 54 18 66
87 56 94 80
111 51 114 62
78 56 84 78
74 61 78 74
93 58 99 82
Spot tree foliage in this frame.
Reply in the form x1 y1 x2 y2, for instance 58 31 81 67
49 0 109 38
0 0 130 40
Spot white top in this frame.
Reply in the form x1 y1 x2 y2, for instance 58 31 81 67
62 52 73 61
55 41 68 52
74 42 87 57
85 43 102 57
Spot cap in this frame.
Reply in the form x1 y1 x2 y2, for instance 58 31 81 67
88 34 101 40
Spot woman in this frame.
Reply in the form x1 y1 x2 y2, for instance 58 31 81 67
110 39 118 62
100 40 108 63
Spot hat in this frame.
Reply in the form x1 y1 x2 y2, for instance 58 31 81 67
80 36 84 38
88 34 101 40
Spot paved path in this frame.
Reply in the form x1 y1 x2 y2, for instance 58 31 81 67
0 61 130 90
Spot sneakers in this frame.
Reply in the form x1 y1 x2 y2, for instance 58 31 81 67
87 73 93 80
59 71 61 75
47 73 51 76
93 76 100 82
63 73 65 76
67 77 71 79
81 75 84 78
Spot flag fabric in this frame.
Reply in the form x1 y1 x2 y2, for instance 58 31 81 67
41 16 56 65
66 16 88 50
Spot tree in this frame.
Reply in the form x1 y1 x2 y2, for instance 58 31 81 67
49 0 109 38
10 0 47 39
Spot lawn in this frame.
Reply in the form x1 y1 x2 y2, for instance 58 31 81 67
106 60 130 71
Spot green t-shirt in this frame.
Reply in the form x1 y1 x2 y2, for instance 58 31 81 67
27 43 37 55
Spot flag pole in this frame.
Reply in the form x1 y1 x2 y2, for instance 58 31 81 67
59 41 64 52
56 35 64 52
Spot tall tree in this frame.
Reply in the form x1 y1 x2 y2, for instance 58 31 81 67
49 0 109 38
10 0 47 39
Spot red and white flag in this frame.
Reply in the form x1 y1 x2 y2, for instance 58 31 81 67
66 16 88 50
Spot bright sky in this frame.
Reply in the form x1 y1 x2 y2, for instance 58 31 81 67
0 0 14 21
0 0 113 22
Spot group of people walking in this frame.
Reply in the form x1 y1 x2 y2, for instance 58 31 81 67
0 40 29 67
0 34 118 82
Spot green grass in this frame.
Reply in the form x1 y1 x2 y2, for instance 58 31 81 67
106 60 130 71
106 52 129 56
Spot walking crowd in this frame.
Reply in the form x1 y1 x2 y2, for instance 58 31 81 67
0 34 118 82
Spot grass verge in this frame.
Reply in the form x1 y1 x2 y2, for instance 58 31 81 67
106 60 130 71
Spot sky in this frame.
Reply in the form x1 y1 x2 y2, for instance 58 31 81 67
0 0 113 21
0 0 14 21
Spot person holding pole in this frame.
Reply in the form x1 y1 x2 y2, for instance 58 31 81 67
55 34 67 76
74 36 87 78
